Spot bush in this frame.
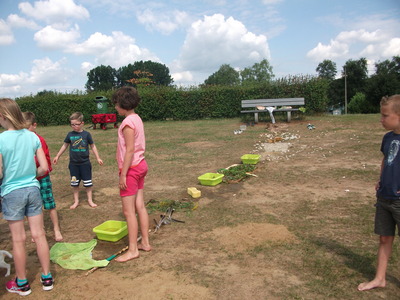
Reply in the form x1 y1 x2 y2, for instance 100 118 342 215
348 92 374 114
15 76 330 125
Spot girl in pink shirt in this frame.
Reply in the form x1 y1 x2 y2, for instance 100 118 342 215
112 87 151 262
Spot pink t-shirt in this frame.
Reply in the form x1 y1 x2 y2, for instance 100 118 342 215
116 113 145 170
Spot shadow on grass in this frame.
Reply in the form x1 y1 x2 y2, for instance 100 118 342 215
309 236 400 288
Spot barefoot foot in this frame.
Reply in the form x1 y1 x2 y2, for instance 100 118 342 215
138 244 152 252
55 231 63 242
115 251 139 262
88 202 98 208
358 279 386 291
70 203 79 209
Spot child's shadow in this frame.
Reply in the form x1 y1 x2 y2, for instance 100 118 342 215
309 236 400 288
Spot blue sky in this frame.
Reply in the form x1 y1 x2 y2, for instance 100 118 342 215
0 0 399 98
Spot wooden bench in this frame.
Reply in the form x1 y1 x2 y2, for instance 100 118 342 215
241 98 305 123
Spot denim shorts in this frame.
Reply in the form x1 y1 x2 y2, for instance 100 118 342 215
374 197 400 236
2 186 43 221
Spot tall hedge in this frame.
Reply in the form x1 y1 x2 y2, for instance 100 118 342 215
16 75 328 125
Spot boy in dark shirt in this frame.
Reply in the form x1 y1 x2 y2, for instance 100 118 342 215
358 95 400 291
53 112 103 209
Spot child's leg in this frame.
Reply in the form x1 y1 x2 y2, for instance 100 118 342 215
135 189 151 251
8 220 27 279
49 209 63 241
115 195 139 262
358 235 394 291
70 186 80 209
85 186 97 208
27 213 51 275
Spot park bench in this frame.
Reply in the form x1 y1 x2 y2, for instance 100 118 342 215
241 97 305 123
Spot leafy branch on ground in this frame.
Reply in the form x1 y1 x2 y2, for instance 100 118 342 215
218 164 256 182
146 198 196 214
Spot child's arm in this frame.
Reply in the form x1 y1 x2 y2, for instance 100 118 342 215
375 157 384 191
36 147 49 177
0 153 3 179
53 143 69 165
90 144 103 165
119 126 135 190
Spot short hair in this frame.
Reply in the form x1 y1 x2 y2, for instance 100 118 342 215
70 112 84 122
0 98 27 130
380 95 400 115
23 111 36 127
112 86 141 110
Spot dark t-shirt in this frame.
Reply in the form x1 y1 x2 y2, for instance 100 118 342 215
377 131 400 199
64 130 94 165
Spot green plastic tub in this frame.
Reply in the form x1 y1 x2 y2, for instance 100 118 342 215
198 173 224 186
93 220 128 242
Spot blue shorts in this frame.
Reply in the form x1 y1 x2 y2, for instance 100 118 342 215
2 186 43 221
69 163 93 187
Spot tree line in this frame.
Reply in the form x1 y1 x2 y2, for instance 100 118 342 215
85 56 399 114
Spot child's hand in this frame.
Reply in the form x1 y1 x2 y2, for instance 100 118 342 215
375 181 380 191
97 158 103 166
119 174 127 190
53 157 58 165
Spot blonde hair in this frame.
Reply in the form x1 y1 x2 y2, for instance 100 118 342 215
69 112 84 122
380 95 400 115
22 111 36 127
0 98 27 130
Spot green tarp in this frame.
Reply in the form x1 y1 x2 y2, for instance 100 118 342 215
50 239 109 270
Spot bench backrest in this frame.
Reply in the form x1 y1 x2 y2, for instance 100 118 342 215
241 98 304 108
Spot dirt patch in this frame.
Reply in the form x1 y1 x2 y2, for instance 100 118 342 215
209 223 297 252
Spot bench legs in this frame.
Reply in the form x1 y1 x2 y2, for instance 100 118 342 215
252 111 292 123
254 112 259 123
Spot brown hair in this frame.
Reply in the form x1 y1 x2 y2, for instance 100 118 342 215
23 111 36 127
69 112 84 122
112 86 141 110
0 98 27 130
380 95 400 115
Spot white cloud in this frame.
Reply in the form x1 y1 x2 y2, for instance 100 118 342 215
178 14 270 74
34 25 80 49
19 0 90 23
136 9 190 35
307 40 349 61
0 19 15 45
0 72 29 87
28 57 70 85
336 29 383 43
262 0 284 5
7 14 40 30
0 57 71 96
383 38 400 57
67 31 160 68
307 27 399 63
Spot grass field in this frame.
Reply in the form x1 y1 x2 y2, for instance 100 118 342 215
0 114 399 299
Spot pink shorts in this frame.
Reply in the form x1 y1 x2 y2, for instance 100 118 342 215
119 159 148 197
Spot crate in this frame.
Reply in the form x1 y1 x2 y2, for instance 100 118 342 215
93 220 128 242
198 173 224 186
241 154 261 165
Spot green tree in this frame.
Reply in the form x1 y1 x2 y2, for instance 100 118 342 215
85 65 117 92
240 59 274 85
204 64 240 86
316 59 337 80
375 56 400 79
342 58 368 101
116 61 173 87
